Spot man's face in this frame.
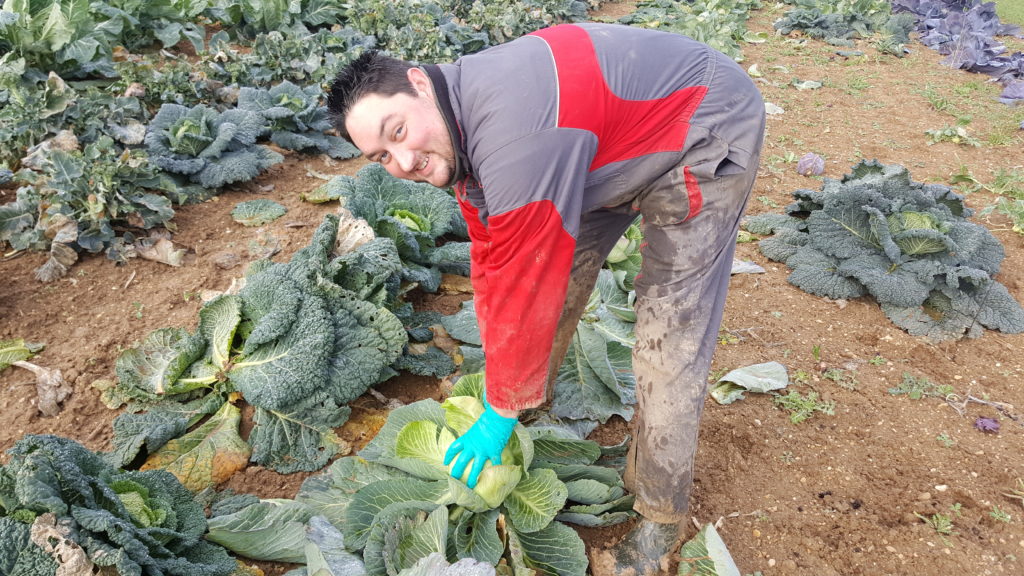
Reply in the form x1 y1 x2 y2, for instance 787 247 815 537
345 68 456 188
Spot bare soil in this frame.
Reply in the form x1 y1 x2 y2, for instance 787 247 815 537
2 3 1024 575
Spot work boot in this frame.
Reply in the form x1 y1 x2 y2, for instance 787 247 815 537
588 517 685 576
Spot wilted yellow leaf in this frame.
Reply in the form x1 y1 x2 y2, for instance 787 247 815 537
141 401 251 491
230 561 265 576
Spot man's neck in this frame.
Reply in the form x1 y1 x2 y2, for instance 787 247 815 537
422 64 471 187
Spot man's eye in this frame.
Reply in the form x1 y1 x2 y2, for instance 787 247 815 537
379 152 390 163
395 125 404 138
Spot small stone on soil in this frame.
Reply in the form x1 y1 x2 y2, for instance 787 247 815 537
211 252 242 270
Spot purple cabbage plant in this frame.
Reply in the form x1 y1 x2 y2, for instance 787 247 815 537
892 0 1024 105
1000 80 1024 105
796 153 826 176
974 416 1000 432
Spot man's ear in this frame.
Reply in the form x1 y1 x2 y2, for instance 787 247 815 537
407 67 432 98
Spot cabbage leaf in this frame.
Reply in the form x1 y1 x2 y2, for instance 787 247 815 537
231 198 287 226
206 499 316 563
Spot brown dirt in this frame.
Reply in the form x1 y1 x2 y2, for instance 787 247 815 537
2 3 1024 575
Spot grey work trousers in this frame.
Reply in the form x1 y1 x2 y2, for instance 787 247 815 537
544 54 766 523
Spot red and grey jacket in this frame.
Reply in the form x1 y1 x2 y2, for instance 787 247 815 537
422 23 761 411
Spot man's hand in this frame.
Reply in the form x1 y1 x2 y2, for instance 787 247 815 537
443 402 519 489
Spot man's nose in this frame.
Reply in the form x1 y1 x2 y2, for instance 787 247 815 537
395 148 417 173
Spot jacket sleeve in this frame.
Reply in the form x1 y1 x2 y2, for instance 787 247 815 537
461 129 595 411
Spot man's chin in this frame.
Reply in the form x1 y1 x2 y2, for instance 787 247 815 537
427 168 455 189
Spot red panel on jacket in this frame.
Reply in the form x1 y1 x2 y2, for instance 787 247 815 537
529 25 707 172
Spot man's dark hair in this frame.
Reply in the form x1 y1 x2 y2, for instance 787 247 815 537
327 50 416 140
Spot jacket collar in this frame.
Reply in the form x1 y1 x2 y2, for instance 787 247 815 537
422 64 470 187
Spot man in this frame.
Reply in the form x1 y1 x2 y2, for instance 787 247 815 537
329 22 765 571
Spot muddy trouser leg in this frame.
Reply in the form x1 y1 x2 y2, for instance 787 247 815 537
544 210 640 403
625 115 765 522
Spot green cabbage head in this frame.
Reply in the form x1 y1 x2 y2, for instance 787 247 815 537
288 374 627 575
396 394 523 508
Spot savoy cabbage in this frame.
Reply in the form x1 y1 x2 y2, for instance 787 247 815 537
145 103 283 190
105 214 408 481
0 434 236 576
773 0 917 57
745 160 1024 341
206 375 631 575
774 0 898 40
316 163 470 292
332 375 629 574
237 80 361 158
618 0 762 61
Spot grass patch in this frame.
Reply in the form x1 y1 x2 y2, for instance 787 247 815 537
936 432 956 448
845 74 872 95
952 80 984 97
996 2 1024 26
919 84 955 114
952 166 1024 234
916 503 962 544
989 168 1024 199
888 373 954 400
951 166 1024 198
991 198 1024 235
772 390 835 424
823 368 858 390
990 505 1012 524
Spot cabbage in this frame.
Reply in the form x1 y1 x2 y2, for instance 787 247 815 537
205 375 635 574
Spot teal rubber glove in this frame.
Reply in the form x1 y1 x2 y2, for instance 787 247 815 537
443 402 518 489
